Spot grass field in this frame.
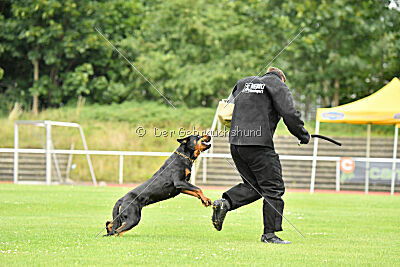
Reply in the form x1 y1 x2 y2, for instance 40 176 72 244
1 184 399 266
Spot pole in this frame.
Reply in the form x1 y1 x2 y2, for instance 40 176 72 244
78 125 97 186
391 126 398 195
336 159 340 192
13 123 19 184
209 109 219 154
210 108 219 132
119 155 124 185
45 122 52 185
310 121 320 193
51 142 63 182
365 124 371 194
202 156 207 183
66 143 75 180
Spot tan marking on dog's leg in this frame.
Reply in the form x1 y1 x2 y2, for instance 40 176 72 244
118 230 128 237
195 189 212 206
115 222 127 234
182 189 199 198
185 168 191 177
182 189 212 207
107 221 113 232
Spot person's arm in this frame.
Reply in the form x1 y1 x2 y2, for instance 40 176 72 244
267 76 310 144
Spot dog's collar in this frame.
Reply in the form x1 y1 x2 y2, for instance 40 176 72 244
174 151 195 163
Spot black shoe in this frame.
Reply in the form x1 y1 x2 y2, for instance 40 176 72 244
261 234 291 244
212 199 230 231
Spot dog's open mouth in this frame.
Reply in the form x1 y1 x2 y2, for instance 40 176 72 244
202 140 211 146
201 136 212 150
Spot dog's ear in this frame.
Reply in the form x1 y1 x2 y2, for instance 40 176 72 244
177 136 190 144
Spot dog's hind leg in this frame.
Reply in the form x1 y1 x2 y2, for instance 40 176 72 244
105 198 124 236
107 217 121 236
115 204 142 236
106 221 113 234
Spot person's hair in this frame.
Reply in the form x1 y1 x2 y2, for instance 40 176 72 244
267 67 286 83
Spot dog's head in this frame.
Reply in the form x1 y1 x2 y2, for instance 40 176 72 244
177 135 212 157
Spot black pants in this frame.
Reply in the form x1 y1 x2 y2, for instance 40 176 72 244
223 144 285 233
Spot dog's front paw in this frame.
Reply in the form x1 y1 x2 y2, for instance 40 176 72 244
201 197 212 207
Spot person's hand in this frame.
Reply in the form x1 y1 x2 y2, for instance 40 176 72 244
299 133 310 145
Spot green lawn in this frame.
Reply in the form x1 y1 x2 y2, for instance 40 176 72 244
0 184 399 266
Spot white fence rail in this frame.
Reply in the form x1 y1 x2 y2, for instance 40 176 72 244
1 148 399 194
3 120 397 194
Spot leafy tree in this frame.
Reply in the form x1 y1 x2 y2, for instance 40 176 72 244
0 0 398 115
125 0 295 107
278 0 399 107
0 0 143 113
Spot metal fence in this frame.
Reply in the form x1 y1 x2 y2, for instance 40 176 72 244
1 147 399 194
0 120 398 194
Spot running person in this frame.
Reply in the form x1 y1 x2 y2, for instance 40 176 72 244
212 67 310 244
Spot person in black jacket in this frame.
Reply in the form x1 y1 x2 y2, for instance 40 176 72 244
211 67 310 244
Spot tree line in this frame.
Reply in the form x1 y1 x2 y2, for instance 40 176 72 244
0 0 399 115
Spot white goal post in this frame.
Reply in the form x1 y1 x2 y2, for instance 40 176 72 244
13 120 97 185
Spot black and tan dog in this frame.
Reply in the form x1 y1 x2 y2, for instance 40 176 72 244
105 135 212 236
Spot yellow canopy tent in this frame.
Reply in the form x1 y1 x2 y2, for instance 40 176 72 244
311 77 400 194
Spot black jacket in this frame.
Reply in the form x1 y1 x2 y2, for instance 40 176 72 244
228 71 310 148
